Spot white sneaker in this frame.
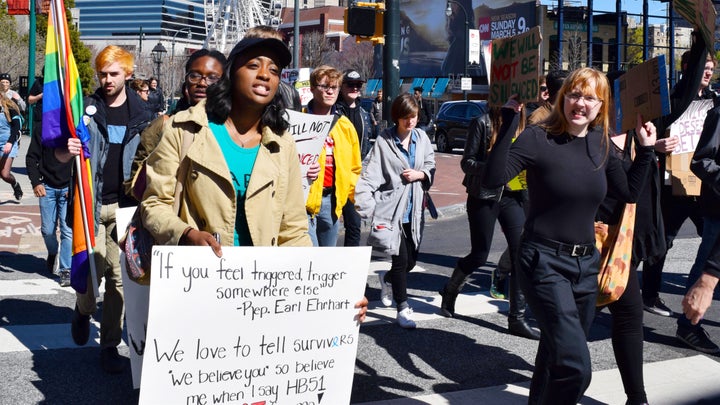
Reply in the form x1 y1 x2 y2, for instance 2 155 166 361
378 272 393 307
397 307 416 329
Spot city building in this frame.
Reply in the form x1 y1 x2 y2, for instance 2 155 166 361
74 0 205 59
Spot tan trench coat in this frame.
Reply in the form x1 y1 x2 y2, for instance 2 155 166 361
141 102 311 247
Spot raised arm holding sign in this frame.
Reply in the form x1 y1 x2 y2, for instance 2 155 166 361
488 26 542 107
673 0 716 54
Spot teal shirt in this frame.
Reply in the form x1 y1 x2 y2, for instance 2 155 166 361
209 121 260 246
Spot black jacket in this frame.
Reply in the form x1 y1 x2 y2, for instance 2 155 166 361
278 81 302 112
461 114 493 198
335 100 372 159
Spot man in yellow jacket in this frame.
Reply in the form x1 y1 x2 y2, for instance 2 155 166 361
304 66 362 246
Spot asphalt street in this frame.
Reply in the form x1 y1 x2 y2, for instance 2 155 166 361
2 138 720 404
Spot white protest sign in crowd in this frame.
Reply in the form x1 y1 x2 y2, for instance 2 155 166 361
138 246 370 405
286 109 335 201
670 99 714 155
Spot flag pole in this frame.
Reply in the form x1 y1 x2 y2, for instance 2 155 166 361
74 154 100 298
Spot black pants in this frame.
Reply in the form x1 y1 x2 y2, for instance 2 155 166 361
642 191 702 302
386 223 418 309
458 192 525 274
342 199 362 247
519 238 599 405
605 258 647 404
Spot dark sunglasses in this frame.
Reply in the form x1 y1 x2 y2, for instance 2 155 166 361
540 86 548 91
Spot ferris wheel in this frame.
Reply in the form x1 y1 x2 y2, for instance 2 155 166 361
204 0 283 53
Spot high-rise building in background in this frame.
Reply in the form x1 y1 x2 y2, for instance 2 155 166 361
74 0 205 57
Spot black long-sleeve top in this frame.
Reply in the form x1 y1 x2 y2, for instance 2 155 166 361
25 116 73 189
483 109 655 245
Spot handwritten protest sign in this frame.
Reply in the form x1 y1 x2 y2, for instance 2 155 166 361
489 26 542 107
670 99 713 155
614 55 670 135
666 99 713 196
138 246 370 405
673 0 716 54
286 110 334 200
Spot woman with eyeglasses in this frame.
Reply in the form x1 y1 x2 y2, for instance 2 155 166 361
128 79 153 119
142 36 308 248
125 49 227 200
481 67 657 404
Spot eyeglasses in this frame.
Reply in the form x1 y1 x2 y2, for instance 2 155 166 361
540 86 548 92
138 89 149 94
344 82 363 89
566 92 602 105
186 72 222 85
316 84 339 93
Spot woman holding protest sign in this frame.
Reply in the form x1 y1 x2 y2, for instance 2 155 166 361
141 36 309 252
139 36 368 321
481 67 657 404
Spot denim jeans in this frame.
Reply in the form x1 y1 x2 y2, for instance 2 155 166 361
678 216 720 329
308 193 339 246
39 184 72 270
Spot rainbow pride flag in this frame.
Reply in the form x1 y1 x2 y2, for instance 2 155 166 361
42 0 95 294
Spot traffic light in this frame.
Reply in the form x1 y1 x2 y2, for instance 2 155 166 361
344 2 385 45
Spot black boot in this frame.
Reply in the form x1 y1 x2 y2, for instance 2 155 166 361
439 265 470 318
508 274 540 340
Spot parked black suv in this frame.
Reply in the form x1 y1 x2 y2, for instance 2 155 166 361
433 100 489 153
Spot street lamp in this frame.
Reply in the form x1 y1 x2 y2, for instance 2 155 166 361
446 0 469 100
151 42 167 80
171 28 193 100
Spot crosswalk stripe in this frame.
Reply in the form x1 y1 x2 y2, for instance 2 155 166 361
0 322 102 352
0 278 68 296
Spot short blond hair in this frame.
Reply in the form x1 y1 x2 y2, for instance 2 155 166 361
95 45 134 75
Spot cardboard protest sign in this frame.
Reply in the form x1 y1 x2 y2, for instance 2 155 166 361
614 55 670 135
666 99 713 196
286 110 335 200
489 26 542 107
117 207 151 389
138 246 370 405
673 0 716 54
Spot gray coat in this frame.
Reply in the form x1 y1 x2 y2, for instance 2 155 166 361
355 127 435 255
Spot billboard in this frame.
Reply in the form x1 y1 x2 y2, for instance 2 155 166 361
396 0 537 78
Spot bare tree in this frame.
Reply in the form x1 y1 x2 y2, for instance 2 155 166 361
301 31 336 69
565 30 585 71
330 37 375 79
